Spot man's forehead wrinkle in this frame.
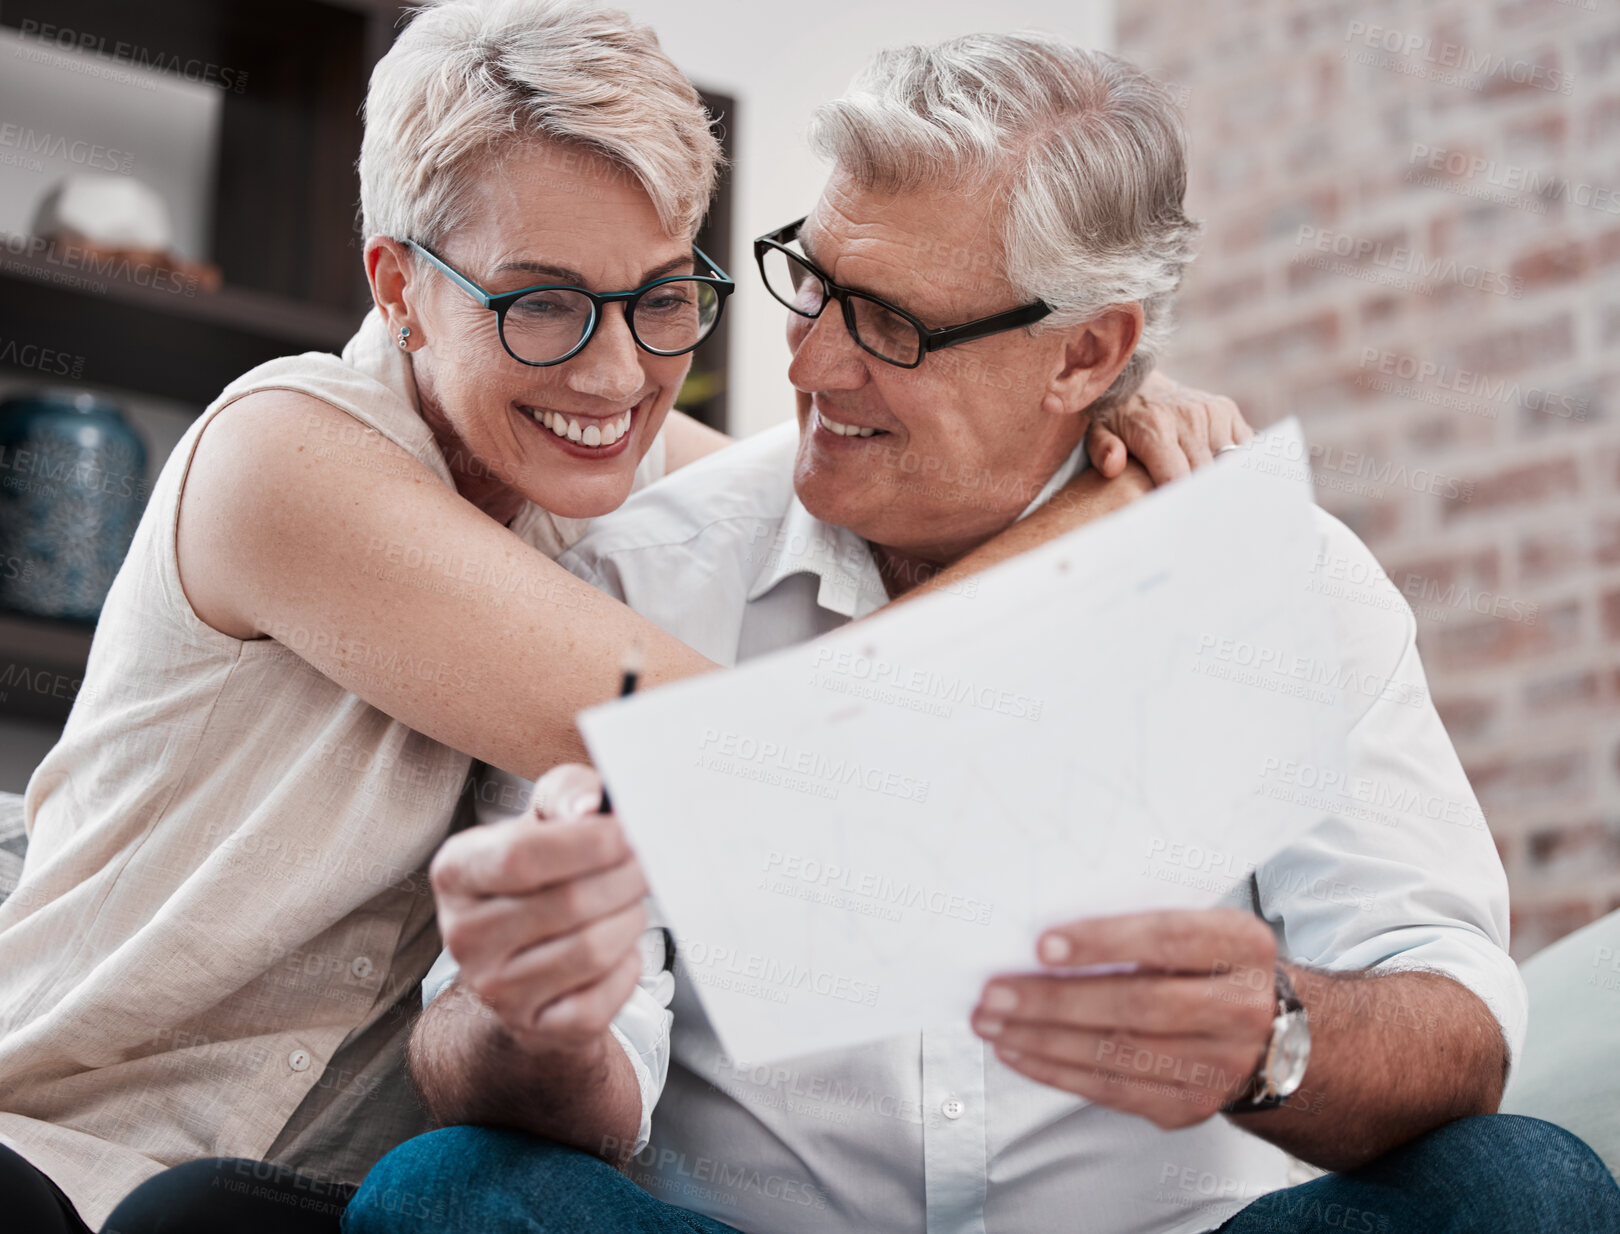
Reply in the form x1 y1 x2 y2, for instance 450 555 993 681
824 231 935 312
807 176 1018 320
804 194 919 299
838 244 927 307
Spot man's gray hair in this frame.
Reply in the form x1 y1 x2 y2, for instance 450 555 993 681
809 33 1198 409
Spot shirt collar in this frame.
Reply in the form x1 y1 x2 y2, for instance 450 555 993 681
746 441 1090 620
746 497 888 618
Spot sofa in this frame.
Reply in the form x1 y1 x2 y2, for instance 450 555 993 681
0 789 1612 1183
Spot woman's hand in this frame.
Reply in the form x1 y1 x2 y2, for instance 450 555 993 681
1086 371 1254 484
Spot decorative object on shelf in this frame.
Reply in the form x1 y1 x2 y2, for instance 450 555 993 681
34 173 174 253
0 390 148 622
32 172 223 294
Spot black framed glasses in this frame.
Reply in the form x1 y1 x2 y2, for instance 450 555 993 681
754 217 1051 368
404 239 734 367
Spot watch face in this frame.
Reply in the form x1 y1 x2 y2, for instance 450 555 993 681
1271 1014 1311 1098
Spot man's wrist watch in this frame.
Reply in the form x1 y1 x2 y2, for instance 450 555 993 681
1224 964 1310 1112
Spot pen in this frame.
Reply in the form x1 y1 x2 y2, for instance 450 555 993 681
597 642 642 815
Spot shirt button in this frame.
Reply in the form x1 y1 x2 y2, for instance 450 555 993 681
941 1097 965 1120
350 956 374 979
288 1049 312 1073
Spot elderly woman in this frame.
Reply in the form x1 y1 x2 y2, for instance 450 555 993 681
0 2 1244 1231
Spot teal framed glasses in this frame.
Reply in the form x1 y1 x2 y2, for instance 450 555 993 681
404 239 734 367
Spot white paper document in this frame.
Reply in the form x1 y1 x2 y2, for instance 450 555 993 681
580 421 1349 1064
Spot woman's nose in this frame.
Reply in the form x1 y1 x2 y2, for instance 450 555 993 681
565 304 645 403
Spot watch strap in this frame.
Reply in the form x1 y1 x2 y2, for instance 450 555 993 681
1223 963 1304 1113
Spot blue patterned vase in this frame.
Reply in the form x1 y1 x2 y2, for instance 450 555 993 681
0 391 148 621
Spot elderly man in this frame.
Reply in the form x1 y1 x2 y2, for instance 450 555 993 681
346 34 1619 1234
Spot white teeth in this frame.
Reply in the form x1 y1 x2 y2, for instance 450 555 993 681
524 406 633 447
819 410 881 438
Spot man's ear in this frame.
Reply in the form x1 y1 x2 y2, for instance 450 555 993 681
1040 303 1146 417
365 235 418 336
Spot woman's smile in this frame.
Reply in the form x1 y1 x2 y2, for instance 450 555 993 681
513 397 643 458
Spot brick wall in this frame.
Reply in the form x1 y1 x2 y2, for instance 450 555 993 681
1119 0 1620 958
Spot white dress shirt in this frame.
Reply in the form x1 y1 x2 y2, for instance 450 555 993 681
440 421 1526 1234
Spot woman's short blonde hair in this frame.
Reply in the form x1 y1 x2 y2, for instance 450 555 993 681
360 0 721 247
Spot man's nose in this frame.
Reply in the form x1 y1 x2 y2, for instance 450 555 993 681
786 301 869 393
565 304 645 403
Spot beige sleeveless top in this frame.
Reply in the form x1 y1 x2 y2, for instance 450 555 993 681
0 309 667 1224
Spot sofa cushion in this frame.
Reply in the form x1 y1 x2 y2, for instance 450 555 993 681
0 790 25 908
1501 908 1620 1183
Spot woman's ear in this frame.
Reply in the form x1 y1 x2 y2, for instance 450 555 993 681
365 236 417 336
1039 303 1146 418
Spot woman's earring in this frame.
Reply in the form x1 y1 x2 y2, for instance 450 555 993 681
397 325 412 350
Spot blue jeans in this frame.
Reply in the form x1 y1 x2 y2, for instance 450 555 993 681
343 1115 1620 1234
342 1129 743 1233
1215 1114 1620 1233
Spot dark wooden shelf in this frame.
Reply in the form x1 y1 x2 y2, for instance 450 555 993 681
0 0 399 406
0 251 362 406
0 247 360 344
2 0 396 316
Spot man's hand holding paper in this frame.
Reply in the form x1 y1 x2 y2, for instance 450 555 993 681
972 908 1280 1129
